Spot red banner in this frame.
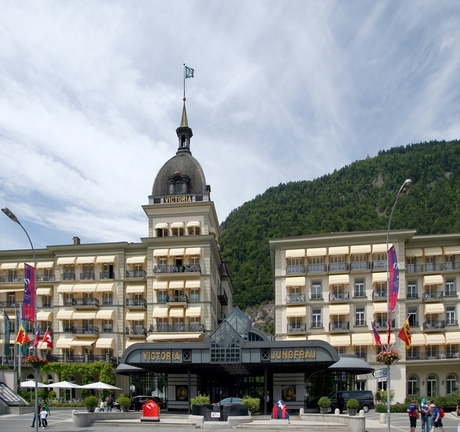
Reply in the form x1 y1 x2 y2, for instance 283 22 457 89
23 263 35 322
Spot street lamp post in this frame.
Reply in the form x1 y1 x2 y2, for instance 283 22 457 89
385 179 413 432
2 207 39 432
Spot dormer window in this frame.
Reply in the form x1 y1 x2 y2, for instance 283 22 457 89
168 173 191 195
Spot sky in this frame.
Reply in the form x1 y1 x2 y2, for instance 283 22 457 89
1 1 459 251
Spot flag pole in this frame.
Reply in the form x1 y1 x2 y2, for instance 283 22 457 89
18 303 22 384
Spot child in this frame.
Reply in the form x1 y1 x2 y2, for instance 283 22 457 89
100 400 105 412
39 407 48 429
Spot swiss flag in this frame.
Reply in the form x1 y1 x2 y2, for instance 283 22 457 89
43 328 53 349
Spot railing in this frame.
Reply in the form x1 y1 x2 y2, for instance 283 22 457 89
125 298 147 307
445 290 458 297
37 273 55 281
351 261 372 270
72 297 100 307
153 264 201 273
329 292 349 302
66 326 100 335
126 327 147 336
329 262 349 272
80 271 95 280
307 264 327 273
0 301 21 308
125 270 147 278
148 323 205 333
329 321 350 331
5 274 24 282
99 271 114 279
166 294 189 303
353 291 366 298
372 260 387 270
373 319 396 329
286 294 306 304
446 319 458 325
310 322 323 329
372 290 387 300
407 293 419 299
407 262 460 273
287 324 306 333
46 354 119 365
423 291 444 301
286 264 305 274
423 320 446 330
61 272 76 280
355 319 366 326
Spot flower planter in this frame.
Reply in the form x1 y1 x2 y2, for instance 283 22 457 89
347 408 357 416
86 406 95 413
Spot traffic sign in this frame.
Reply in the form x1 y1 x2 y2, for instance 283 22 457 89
372 368 387 378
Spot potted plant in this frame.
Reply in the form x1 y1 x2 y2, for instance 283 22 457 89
190 393 211 416
83 395 99 413
242 397 260 414
318 396 331 414
117 396 132 412
346 398 359 416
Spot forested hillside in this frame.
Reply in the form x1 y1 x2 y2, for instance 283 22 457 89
220 140 460 310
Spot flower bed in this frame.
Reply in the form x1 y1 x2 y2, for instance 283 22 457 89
376 350 401 365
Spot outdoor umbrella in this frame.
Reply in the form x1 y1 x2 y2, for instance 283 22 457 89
46 381 82 402
80 381 121 391
20 380 47 388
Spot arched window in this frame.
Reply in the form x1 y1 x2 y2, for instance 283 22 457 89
427 374 438 397
408 375 418 396
26 373 35 381
447 374 457 395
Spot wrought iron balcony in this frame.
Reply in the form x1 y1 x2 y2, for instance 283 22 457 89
153 264 201 274
148 323 205 333
329 292 349 302
287 323 306 333
99 271 114 279
125 326 147 337
61 272 76 280
372 290 387 300
72 297 100 308
373 319 396 329
80 271 95 280
286 294 306 304
166 294 189 304
286 264 305 274
310 322 323 329
67 325 100 335
329 321 350 332
372 260 387 270
125 269 146 278
125 298 147 308
423 291 444 301
37 273 55 281
350 261 371 271
423 320 446 330
329 263 349 272
307 264 327 273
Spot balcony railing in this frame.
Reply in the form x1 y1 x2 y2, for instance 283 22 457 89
373 319 396 329
286 294 306 304
286 265 305 274
46 354 119 365
329 263 349 272
373 260 387 270
351 261 372 271
355 319 366 326
423 320 446 330
5 274 24 282
61 272 76 280
37 273 55 281
72 297 100 307
329 292 349 302
0 301 21 309
148 323 205 333
125 270 147 278
99 271 114 279
446 319 458 326
126 327 147 336
153 264 201 274
307 264 327 273
423 291 444 301
310 322 323 329
287 324 307 333
407 261 460 274
329 321 350 332
166 294 189 303
372 290 387 300
80 271 95 280
66 326 100 335
125 298 147 307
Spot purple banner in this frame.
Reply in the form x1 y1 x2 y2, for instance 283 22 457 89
23 263 35 322
388 245 399 313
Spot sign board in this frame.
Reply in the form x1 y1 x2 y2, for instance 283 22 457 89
378 377 387 382
372 369 387 379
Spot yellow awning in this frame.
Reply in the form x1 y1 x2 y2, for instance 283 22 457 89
170 222 185 229
286 306 307 317
153 249 169 257
372 272 387 283
329 274 349 285
97 283 115 292
57 284 73 293
0 315 15 321
76 256 95 264
446 332 460 344
285 249 305 258
352 333 373 345
1 262 18 269
373 303 388 313
329 304 350 315
126 256 146 264
350 245 371 254
37 311 52 321
424 303 445 314
36 288 52 296
17 262 33 269
185 248 201 256
169 280 184 289
73 284 98 293
153 281 168 290
186 221 201 228
154 222 169 229
96 255 116 263
36 261 55 269
308 335 329 342
0 287 25 292
444 246 460 255
425 334 446 345
56 257 76 265
411 334 427 346
306 248 327 257
285 277 305 287
185 280 201 289
169 248 184 256
286 335 307 341
147 333 202 342
423 275 443 286
372 244 390 253
56 310 73 320
406 248 423 257
126 311 145 321
96 310 115 320
329 335 351 346
329 246 349 255
424 247 443 256
126 285 145 294
169 308 185 318
69 339 97 347
125 339 143 349
72 312 97 320
95 338 114 349
152 307 169 318
56 338 74 349
185 307 202 317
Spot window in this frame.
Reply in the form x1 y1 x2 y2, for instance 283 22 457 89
190 256 199 265
158 290 167 303
329 255 346 271
63 264 75 280
64 293 73 306
447 344 459 358
288 286 302 303
427 375 437 397
354 280 365 298
407 282 417 299
288 317 305 332
446 280 456 296
408 307 418 326
446 374 457 395
330 285 346 300
103 320 113 332
445 255 454 270
172 226 184 236
311 282 322 300
156 227 168 237
375 283 387 298
446 306 456 325
308 257 325 273
408 376 419 396
190 289 199 302
286 257 304 274
81 263 94 280
311 309 322 328
187 225 200 235
335 346 346 354
43 295 52 308
426 346 438 359
355 307 365 326
355 346 366 359
407 257 416 273
407 346 419 359
103 292 113 305
426 256 435 272
351 254 368 270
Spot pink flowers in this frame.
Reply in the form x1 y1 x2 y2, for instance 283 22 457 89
23 355 49 368
376 350 401 365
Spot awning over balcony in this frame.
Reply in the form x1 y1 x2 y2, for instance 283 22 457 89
69 339 97 347
308 335 329 342
351 333 373 346
329 246 349 255
96 283 115 292
285 276 305 287
444 246 460 255
56 310 73 320
373 303 388 313
126 311 146 321
406 248 423 257
153 249 169 257
445 332 460 344
306 247 327 257
96 310 115 320
126 285 145 294
329 304 350 315
350 245 371 254
169 248 185 256
56 257 76 265
36 288 52 296
72 312 97 320
37 311 52 321
73 284 97 293
152 307 169 318
95 338 115 349
424 303 445 314
170 222 185 229
56 338 74 349
329 274 349 285
169 280 185 289
285 249 305 258
36 261 55 269
1 262 18 269
372 244 391 253
425 334 446 345
57 284 73 293
185 307 201 317
1 287 26 293
17 262 33 269
169 308 185 318
96 255 116 263
372 272 387 284
126 256 146 264
153 281 168 290
186 221 201 228
423 275 443 286
185 280 201 289
125 339 143 349
147 333 202 341
76 256 96 264
329 335 351 347
411 334 427 346
286 306 306 317
424 247 443 256
154 222 169 230
185 247 201 256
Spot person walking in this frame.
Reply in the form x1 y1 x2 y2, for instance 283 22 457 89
99 400 105 412
426 401 434 432
337 393 345 414
31 402 42 428
39 406 48 429
420 398 430 432
106 394 114 412
407 399 418 432
430 403 445 432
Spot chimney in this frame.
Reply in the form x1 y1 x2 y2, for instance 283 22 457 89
73 236 81 245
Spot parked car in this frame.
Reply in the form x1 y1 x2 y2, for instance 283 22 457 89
308 390 374 413
215 397 243 405
131 395 166 411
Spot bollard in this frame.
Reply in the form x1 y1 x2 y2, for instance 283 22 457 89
379 413 386 424
334 408 340 415
359 410 364 417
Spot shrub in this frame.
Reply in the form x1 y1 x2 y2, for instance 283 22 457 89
346 398 359 409
242 397 260 413
318 396 331 408
190 393 210 408
117 396 132 407
83 396 99 407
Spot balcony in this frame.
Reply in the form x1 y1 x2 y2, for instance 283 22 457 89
372 290 387 300
153 264 201 274
373 260 387 270
351 261 371 271
328 263 349 272
307 263 327 273
148 323 205 333
286 294 306 304
80 271 95 280
287 323 307 334
286 264 305 275
37 273 55 281
67 325 100 335
218 287 228 306
166 294 189 304
46 354 119 365
407 261 460 274
61 272 76 280
125 298 147 308
329 321 349 332
0 301 21 309
423 320 446 330
125 269 147 278
329 292 349 302
99 271 114 279
71 298 100 308
423 291 444 301
126 326 147 337
5 274 24 282
373 319 396 329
